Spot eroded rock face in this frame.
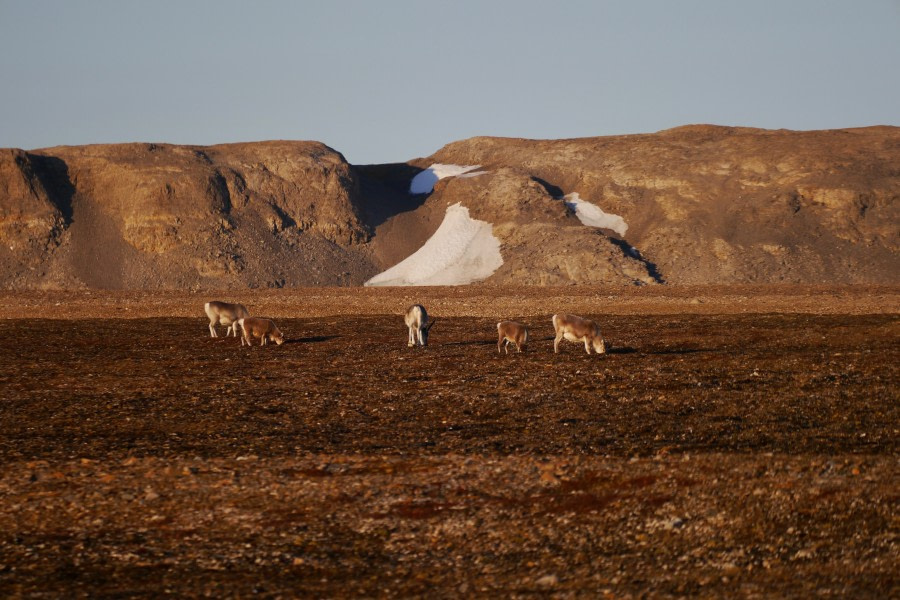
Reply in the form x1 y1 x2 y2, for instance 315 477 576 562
1 126 897 289
0 141 373 289
419 125 900 284
426 169 659 285
0 150 68 282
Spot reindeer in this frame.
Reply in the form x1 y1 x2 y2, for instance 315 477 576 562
405 304 436 347
205 301 250 338
237 317 284 347
552 313 606 355
497 321 529 354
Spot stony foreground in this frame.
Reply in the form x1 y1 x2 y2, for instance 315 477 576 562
0 287 897 597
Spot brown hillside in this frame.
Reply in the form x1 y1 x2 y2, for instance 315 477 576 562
0 141 373 289
0 126 897 288
415 126 899 284
419 168 659 285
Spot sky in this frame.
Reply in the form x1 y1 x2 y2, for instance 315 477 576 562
1 0 898 164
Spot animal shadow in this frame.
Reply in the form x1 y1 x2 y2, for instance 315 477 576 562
606 346 638 355
286 335 340 345
443 339 495 347
647 348 714 356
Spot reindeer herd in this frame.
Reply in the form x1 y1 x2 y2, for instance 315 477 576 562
205 301 606 355
205 301 284 347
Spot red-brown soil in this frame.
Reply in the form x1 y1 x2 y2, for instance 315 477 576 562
0 287 897 596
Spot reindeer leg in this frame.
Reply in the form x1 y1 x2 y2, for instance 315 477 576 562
584 339 591 354
209 322 218 338
554 333 562 354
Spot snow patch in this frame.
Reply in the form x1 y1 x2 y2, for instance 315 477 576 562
410 163 482 194
564 193 629 236
365 203 503 286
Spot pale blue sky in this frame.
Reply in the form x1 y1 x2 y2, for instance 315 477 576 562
1 1 898 164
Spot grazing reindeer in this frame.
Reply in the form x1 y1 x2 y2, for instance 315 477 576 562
552 313 606 355
405 304 436 347
238 317 284 346
205 301 250 338
497 321 529 354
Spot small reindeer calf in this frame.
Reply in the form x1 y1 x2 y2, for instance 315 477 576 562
497 321 529 354
238 317 284 347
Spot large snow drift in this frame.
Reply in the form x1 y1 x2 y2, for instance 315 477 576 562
564 193 629 236
410 164 483 194
365 203 503 286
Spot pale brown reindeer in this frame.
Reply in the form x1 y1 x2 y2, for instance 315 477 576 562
497 321 529 354
405 304 436 347
552 313 606 355
238 317 284 347
205 301 250 338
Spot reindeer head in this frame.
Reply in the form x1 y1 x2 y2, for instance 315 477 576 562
272 329 285 346
421 318 437 346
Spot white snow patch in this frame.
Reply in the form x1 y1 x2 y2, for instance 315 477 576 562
365 203 503 286
410 163 482 194
564 193 629 236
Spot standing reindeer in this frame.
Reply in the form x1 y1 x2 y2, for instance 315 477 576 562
497 321 529 354
405 304 436 347
205 301 250 338
552 313 606 355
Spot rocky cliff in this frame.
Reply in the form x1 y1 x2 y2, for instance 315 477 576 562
417 126 899 284
0 126 897 288
0 142 373 289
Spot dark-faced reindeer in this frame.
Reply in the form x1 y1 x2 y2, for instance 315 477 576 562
205 301 250 338
405 304 436 347
238 317 284 346
497 321 529 354
552 313 606 355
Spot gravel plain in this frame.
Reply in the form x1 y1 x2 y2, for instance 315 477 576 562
0 286 897 597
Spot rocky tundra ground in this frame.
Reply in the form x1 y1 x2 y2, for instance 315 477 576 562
0 285 897 597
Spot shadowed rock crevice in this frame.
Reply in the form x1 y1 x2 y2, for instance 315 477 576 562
29 154 75 226
209 170 232 216
354 163 427 229
531 176 563 199
608 238 665 284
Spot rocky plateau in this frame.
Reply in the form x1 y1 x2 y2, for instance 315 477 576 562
0 125 897 289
